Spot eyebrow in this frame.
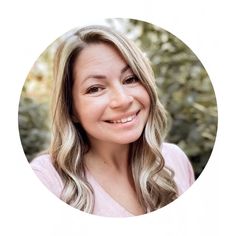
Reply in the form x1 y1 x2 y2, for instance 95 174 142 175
83 64 131 83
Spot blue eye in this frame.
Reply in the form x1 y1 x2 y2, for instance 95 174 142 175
124 76 139 84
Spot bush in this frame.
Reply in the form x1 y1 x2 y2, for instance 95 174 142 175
18 97 51 162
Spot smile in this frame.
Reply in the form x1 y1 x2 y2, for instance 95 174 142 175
108 114 136 124
106 111 139 124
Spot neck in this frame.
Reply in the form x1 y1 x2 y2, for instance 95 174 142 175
85 139 130 173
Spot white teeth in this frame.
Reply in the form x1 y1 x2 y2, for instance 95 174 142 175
110 114 135 124
121 118 126 123
127 116 132 122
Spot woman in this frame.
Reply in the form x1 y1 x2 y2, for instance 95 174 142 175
30 25 195 217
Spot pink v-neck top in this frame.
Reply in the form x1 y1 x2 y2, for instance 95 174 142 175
30 143 195 217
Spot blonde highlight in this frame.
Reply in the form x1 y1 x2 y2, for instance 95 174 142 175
49 25 178 214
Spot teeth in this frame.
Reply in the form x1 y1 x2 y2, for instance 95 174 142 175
121 118 126 123
127 116 132 122
110 114 135 124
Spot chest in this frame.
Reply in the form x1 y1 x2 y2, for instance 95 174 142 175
87 171 145 216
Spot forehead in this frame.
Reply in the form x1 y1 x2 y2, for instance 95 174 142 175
73 43 128 78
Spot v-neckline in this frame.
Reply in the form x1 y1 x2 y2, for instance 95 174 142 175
85 168 135 217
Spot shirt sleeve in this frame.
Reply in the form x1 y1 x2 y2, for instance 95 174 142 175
30 155 63 197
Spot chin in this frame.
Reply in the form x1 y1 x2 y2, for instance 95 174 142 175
115 133 143 145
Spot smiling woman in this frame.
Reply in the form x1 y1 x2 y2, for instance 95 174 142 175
72 43 150 146
29 25 195 217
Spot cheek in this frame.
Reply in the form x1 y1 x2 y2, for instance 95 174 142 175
137 86 151 110
75 97 107 124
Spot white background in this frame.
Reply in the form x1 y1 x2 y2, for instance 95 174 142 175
0 0 235 235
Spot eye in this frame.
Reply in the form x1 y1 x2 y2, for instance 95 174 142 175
86 86 104 94
123 76 139 85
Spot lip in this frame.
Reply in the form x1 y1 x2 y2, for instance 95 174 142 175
104 110 140 124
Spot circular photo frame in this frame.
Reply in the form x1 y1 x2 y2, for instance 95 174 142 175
18 18 217 217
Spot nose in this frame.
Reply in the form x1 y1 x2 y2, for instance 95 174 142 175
109 86 134 109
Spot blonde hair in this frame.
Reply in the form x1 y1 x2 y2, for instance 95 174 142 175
50 25 178 213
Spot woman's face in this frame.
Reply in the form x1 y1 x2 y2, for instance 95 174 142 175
72 43 150 146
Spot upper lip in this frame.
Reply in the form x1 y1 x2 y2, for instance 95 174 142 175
105 110 140 122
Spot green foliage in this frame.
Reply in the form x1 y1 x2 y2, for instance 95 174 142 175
123 19 217 178
18 97 51 162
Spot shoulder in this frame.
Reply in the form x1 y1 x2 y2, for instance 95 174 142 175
161 142 189 165
161 142 195 194
30 154 63 197
31 154 53 169
30 154 58 178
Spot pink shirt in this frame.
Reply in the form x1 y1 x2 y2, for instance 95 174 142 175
30 143 195 217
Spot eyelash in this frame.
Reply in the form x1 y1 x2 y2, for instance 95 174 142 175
123 75 139 84
85 76 139 94
86 86 104 94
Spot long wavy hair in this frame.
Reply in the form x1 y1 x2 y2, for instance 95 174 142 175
50 25 178 214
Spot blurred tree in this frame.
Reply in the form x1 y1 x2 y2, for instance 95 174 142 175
18 40 58 161
18 97 51 162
